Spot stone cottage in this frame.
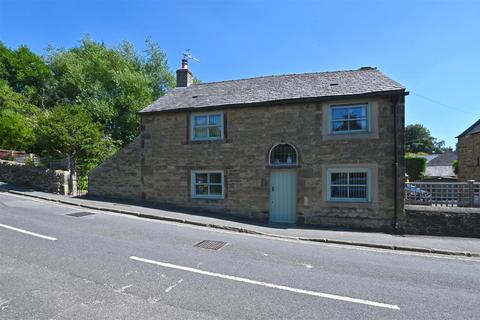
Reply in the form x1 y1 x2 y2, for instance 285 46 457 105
457 119 480 181
89 60 407 230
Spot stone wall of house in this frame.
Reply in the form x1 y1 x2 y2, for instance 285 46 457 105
457 133 480 181
0 160 69 194
132 95 405 230
400 205 480 238
88 137 142 200
88 95 405 230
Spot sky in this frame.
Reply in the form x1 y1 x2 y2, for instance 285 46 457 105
1 0 479 148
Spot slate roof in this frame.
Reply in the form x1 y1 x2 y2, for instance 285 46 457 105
426 150 457 166
423 150 457 178
457 119 480 138
140 67 406 113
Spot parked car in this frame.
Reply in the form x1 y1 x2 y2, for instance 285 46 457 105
405 184 432 203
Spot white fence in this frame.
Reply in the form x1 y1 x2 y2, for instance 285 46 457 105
405 181 480 207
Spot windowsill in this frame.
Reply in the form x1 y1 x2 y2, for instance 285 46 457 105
324 131 378 140
323 200 377 208
266 164 301 169
192 196 224 200
327 199 370 203
184 138 232 145
329 130 369 135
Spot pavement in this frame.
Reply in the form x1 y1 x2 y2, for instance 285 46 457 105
0 191 479 319
1 182 479 257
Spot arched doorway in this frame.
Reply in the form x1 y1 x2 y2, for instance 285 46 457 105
268 143 298 223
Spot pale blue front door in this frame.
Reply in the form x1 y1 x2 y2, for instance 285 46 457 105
269 170 297 223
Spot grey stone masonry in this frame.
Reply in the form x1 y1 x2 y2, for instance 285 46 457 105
0 160 69 194
176 68 193 88
89 94 406 231
401 205 480 238
458 133 480 181
89 137 142 199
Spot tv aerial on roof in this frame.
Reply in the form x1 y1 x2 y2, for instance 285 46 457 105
183 49 200 63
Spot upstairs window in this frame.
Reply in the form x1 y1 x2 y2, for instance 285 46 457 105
330 104 369 134
269 143 298 166
327 168 371 202
191 112 223 141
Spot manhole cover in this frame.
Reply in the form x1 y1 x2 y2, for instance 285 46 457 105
194 240 227 250
66 211 96 218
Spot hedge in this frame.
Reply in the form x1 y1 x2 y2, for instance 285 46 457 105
406 156 427 181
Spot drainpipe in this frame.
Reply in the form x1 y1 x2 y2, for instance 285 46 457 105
392 96 399 230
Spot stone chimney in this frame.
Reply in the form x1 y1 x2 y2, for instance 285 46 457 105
176 58 193 87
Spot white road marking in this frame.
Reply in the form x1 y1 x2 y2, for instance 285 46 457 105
114 284 132 293
0 223 57 241
130 256 400 310
0 297 10 311
165 279 183 293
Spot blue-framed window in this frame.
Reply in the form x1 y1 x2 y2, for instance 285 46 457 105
191 112 223 141
327 168 371 202
191 170 224 199
330 104 369 134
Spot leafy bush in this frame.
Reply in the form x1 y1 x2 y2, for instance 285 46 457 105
406 156 427 181
452 160 459 175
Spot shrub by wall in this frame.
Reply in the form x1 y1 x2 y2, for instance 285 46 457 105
406 156 427 181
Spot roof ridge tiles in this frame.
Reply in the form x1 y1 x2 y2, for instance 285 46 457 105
190 68 380 87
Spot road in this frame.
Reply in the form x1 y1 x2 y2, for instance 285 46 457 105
0 192 479 319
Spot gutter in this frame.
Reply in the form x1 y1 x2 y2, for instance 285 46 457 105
392 96 400 230
390 91 408 230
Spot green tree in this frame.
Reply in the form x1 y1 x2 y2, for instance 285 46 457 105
0 80 39 151
0 42 54 107
0 108 35 151
0 80 40 115
35 105 117 194
47 36 174 145
405 124 447 154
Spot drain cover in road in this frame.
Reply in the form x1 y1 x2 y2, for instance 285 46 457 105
194 240 227 250
66 211 96 218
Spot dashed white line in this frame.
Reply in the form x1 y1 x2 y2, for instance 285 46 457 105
130 256 400 310
0 223 57 241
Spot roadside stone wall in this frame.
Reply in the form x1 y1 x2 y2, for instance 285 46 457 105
88 137 142 200
89 95 405 231
401 205 480 238
457 133 480 181
0 160 69 195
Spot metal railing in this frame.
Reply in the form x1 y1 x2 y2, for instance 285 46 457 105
405 181 480 207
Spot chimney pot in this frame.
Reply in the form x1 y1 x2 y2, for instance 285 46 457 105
181 58 188 70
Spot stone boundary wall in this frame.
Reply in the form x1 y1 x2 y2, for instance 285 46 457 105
0 160 69 195
401 205 480 238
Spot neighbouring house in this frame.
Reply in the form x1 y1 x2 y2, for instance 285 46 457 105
421 150 457 182
89 61 407 230
457 119 480 181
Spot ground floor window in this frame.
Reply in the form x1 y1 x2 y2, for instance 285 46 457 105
191 170 224 199
327 168 371 202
